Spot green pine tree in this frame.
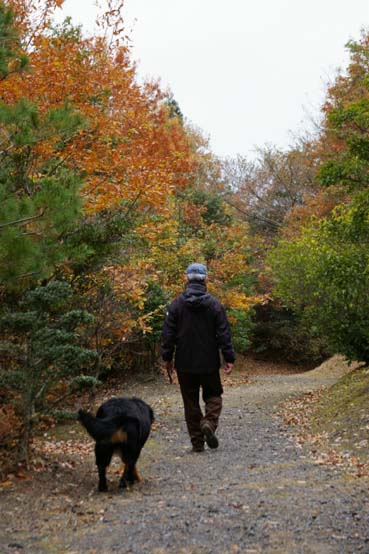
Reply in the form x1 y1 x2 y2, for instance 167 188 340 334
0 2 87 288
0 280 97 461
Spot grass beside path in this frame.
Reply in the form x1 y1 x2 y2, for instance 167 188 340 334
279 355 369 477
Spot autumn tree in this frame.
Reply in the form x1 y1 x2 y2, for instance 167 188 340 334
0 0 260 473
0 0 199 357
1 0 258 385
221 145 318 238
133 175 257 356
3 1 196 216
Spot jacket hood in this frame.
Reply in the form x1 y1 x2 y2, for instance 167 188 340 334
182 282 212 310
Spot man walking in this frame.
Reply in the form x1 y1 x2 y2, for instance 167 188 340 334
161 263 235 452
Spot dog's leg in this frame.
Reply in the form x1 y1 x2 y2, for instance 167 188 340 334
123 462 141 484
95 443 113 492
119 452 140 488
119 463 128 489
119 454 140 489
132 465 142 482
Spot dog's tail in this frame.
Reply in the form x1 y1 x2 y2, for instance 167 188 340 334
78 409 128 443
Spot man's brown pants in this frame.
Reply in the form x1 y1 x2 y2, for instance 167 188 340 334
177 371 223 449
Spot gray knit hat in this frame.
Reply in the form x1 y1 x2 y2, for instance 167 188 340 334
185 263 207 281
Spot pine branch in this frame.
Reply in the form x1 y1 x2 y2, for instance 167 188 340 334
0 209 46 230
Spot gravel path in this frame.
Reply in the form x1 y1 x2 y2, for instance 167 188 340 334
1 369 369 554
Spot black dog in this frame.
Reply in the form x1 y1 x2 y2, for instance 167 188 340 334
78 397 154 492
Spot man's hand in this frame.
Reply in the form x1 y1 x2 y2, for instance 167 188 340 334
224 362 233 375
164 360 174 383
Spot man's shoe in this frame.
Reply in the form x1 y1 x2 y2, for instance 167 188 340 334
201 422 219 449
191 444 205 453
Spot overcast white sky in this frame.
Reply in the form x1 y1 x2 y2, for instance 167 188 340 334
55 0 369 158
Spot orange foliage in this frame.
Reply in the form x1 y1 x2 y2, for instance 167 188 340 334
3 0 257 351
4 0 196 215
181 202 207 227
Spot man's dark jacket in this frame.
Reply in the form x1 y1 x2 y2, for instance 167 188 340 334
161 282 236 374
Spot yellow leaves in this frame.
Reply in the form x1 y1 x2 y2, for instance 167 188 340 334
210 252 248 283
138 219 179 247
103 264 148 310
132 205 257 311
219 290 252 312
181 202 206 227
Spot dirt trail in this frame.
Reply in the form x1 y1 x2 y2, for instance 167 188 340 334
1 364 369 554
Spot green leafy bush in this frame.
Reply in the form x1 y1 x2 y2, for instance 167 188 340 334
269 192 369 365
